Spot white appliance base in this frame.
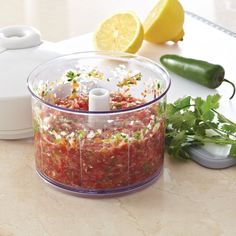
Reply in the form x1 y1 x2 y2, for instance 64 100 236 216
0 128 33 139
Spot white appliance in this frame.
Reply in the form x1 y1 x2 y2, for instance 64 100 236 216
0 25 64 139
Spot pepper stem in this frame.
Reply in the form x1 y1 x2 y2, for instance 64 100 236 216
223 79 235 99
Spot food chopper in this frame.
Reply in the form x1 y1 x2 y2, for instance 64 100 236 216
0 25 63 139
27 51 171 196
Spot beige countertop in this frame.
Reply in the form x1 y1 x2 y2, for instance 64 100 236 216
1 139 236 236
1 1 236 236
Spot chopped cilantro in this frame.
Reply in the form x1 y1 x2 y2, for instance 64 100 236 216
55 138 62 144
133 131 142 140
117 72 142 88
88 69 103 79
143 127 148 134
77 130 85 139
66 71 77 81
112 133 129 143
32 120 39 133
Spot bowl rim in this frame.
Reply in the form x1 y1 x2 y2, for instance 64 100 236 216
27 50 171 115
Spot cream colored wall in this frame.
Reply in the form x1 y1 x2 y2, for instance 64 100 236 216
0 0 235 42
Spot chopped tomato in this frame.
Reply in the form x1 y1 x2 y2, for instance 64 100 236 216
34 93 164 190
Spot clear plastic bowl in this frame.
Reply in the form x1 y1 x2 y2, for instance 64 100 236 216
27 51 171 196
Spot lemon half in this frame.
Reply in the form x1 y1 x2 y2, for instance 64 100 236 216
143 0 185 44
94 12 144 53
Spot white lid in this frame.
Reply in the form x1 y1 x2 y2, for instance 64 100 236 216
0 25 63 139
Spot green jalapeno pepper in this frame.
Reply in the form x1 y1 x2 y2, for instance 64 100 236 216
160 54 235 99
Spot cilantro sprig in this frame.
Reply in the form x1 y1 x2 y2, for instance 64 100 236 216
66 71 80 81
165 94 236 159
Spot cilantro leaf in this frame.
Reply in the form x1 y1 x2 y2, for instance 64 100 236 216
201 94 220 112
230 145 236 157
174 96 191 109
202 110 215 121
166 94 236 159
221 124 236 134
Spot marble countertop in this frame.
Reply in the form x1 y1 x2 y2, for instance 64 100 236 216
1 138 236 236
1 1 236 235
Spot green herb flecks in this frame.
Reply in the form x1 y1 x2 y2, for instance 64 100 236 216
88 69 103 79
32 119 40 133
105 132 129 144
143 127 148 134
114 133 129 143
117 72 142 88
66 71 80 82
133 131 142 140
166 94 236 159
77 130 85 139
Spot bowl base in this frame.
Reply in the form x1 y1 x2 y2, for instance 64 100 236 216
36 167 163 197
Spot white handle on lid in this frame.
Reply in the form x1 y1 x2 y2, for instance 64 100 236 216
0 25 41 51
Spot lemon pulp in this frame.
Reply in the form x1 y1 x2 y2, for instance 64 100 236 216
94 12 144 53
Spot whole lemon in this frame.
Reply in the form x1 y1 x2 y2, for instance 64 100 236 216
143 0 185 44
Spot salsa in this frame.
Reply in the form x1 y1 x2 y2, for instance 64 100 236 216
33 92 165 190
